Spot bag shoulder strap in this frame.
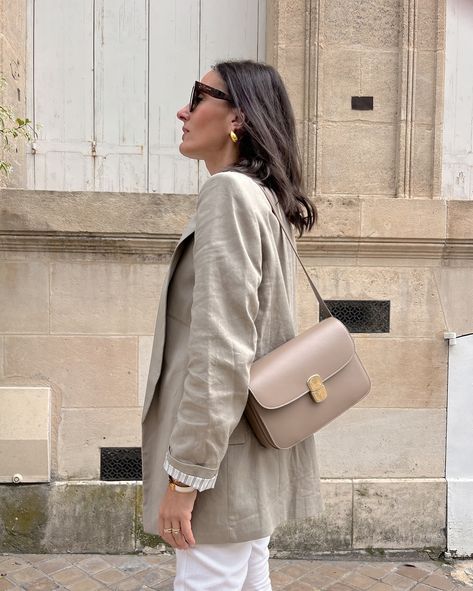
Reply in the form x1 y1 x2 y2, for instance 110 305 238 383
260 185 332 320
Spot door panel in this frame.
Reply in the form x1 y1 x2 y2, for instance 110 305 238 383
446 332 473 556
94 0 148 192
32 0 94 190
28 0 266 193
443 0 473 199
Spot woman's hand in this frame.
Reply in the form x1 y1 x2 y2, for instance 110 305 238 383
158 486 197 549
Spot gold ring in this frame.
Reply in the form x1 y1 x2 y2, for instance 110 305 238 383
163 528 173 533
171 528 181 535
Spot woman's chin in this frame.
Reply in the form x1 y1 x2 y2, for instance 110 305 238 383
179 142 199 160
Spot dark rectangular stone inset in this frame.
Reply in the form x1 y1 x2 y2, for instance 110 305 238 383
351 96 374 110
321 300 390 333
100 447 142 481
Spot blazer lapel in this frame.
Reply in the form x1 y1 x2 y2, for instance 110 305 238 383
141 215 196 421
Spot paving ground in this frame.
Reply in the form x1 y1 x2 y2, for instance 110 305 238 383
1 553 472 591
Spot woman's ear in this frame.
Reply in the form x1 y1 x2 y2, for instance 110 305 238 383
232 108 245 132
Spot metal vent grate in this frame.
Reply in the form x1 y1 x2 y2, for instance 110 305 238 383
100 447 142 481
322 300 390 333
351 96 374 110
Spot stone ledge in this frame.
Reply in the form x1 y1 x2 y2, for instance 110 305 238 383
1 190 472 259
0 189 196 234
0 479 446 554
1 233 472 260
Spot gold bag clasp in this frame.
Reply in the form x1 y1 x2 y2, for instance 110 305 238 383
307 374 327 403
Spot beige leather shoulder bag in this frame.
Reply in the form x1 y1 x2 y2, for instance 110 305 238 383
245 188 371 449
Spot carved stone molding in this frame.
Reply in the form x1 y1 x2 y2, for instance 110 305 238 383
1 231 471 262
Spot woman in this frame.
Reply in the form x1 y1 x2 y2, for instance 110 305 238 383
141 60 322 590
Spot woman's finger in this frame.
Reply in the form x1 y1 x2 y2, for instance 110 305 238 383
171 521 189 549
160 522 176 548
180 518 195 546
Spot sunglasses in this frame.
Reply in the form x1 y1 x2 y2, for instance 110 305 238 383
189 81 233 112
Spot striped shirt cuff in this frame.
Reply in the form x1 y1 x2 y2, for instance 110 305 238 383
163 453 218 492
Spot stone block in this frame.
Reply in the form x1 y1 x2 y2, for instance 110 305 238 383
319 123 397 195
416 0 443 51
355 338 447 408
50 262 165 334
138 336 153 406
360 51 399 123
322 0 400 49
0 387 50 440
353 479 446 549
314 408 446 478
320 49 399 123
0 484 49 552
414 51 438 125
0 263 49 333
447 201 473 240
276 45 306 121
4 336 138 408
58 408 142 479
275 0 307 47
411 126 436 197
0 191 196 235
271 480 353 555
134 485 164 551
360 198 446 239
305 266 446 338
432 267 473 336
0 440 49 485
320 48 359 121
311 196 362 238
44 483 136 553
1 0 26 49
0 387 51 483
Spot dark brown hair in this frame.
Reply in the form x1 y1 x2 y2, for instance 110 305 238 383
214 60 317 236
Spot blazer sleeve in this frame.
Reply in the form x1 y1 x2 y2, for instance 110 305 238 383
165 172 263 483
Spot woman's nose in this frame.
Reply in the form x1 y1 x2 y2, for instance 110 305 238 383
177 104 190 121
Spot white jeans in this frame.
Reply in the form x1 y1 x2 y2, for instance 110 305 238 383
174 536 272 591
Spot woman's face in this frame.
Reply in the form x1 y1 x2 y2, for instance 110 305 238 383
177 70 237 163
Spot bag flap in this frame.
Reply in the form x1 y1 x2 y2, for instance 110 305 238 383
249 317 355 409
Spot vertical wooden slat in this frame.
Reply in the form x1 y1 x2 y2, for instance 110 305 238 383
94 0 148 192
33 0 94 190
25 0 35 189
148 0 200 194
442 0 473 199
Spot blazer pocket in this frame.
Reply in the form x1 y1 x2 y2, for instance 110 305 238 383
228 417 248 445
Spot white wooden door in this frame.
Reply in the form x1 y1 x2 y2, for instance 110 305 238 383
27 0 266 194
31 0 95 191
446 333 473 557
94 0 149 192
443 0 473 199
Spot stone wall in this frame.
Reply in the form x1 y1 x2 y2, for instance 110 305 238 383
0 0 27 188
1 190 472 553
1 0 472 555
268 0 445 199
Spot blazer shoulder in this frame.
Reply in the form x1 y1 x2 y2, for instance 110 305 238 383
199 171 270 214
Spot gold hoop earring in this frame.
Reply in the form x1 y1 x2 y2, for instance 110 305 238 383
230 130 238 144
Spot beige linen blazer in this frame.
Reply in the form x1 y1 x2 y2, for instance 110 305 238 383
141 171 322 544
